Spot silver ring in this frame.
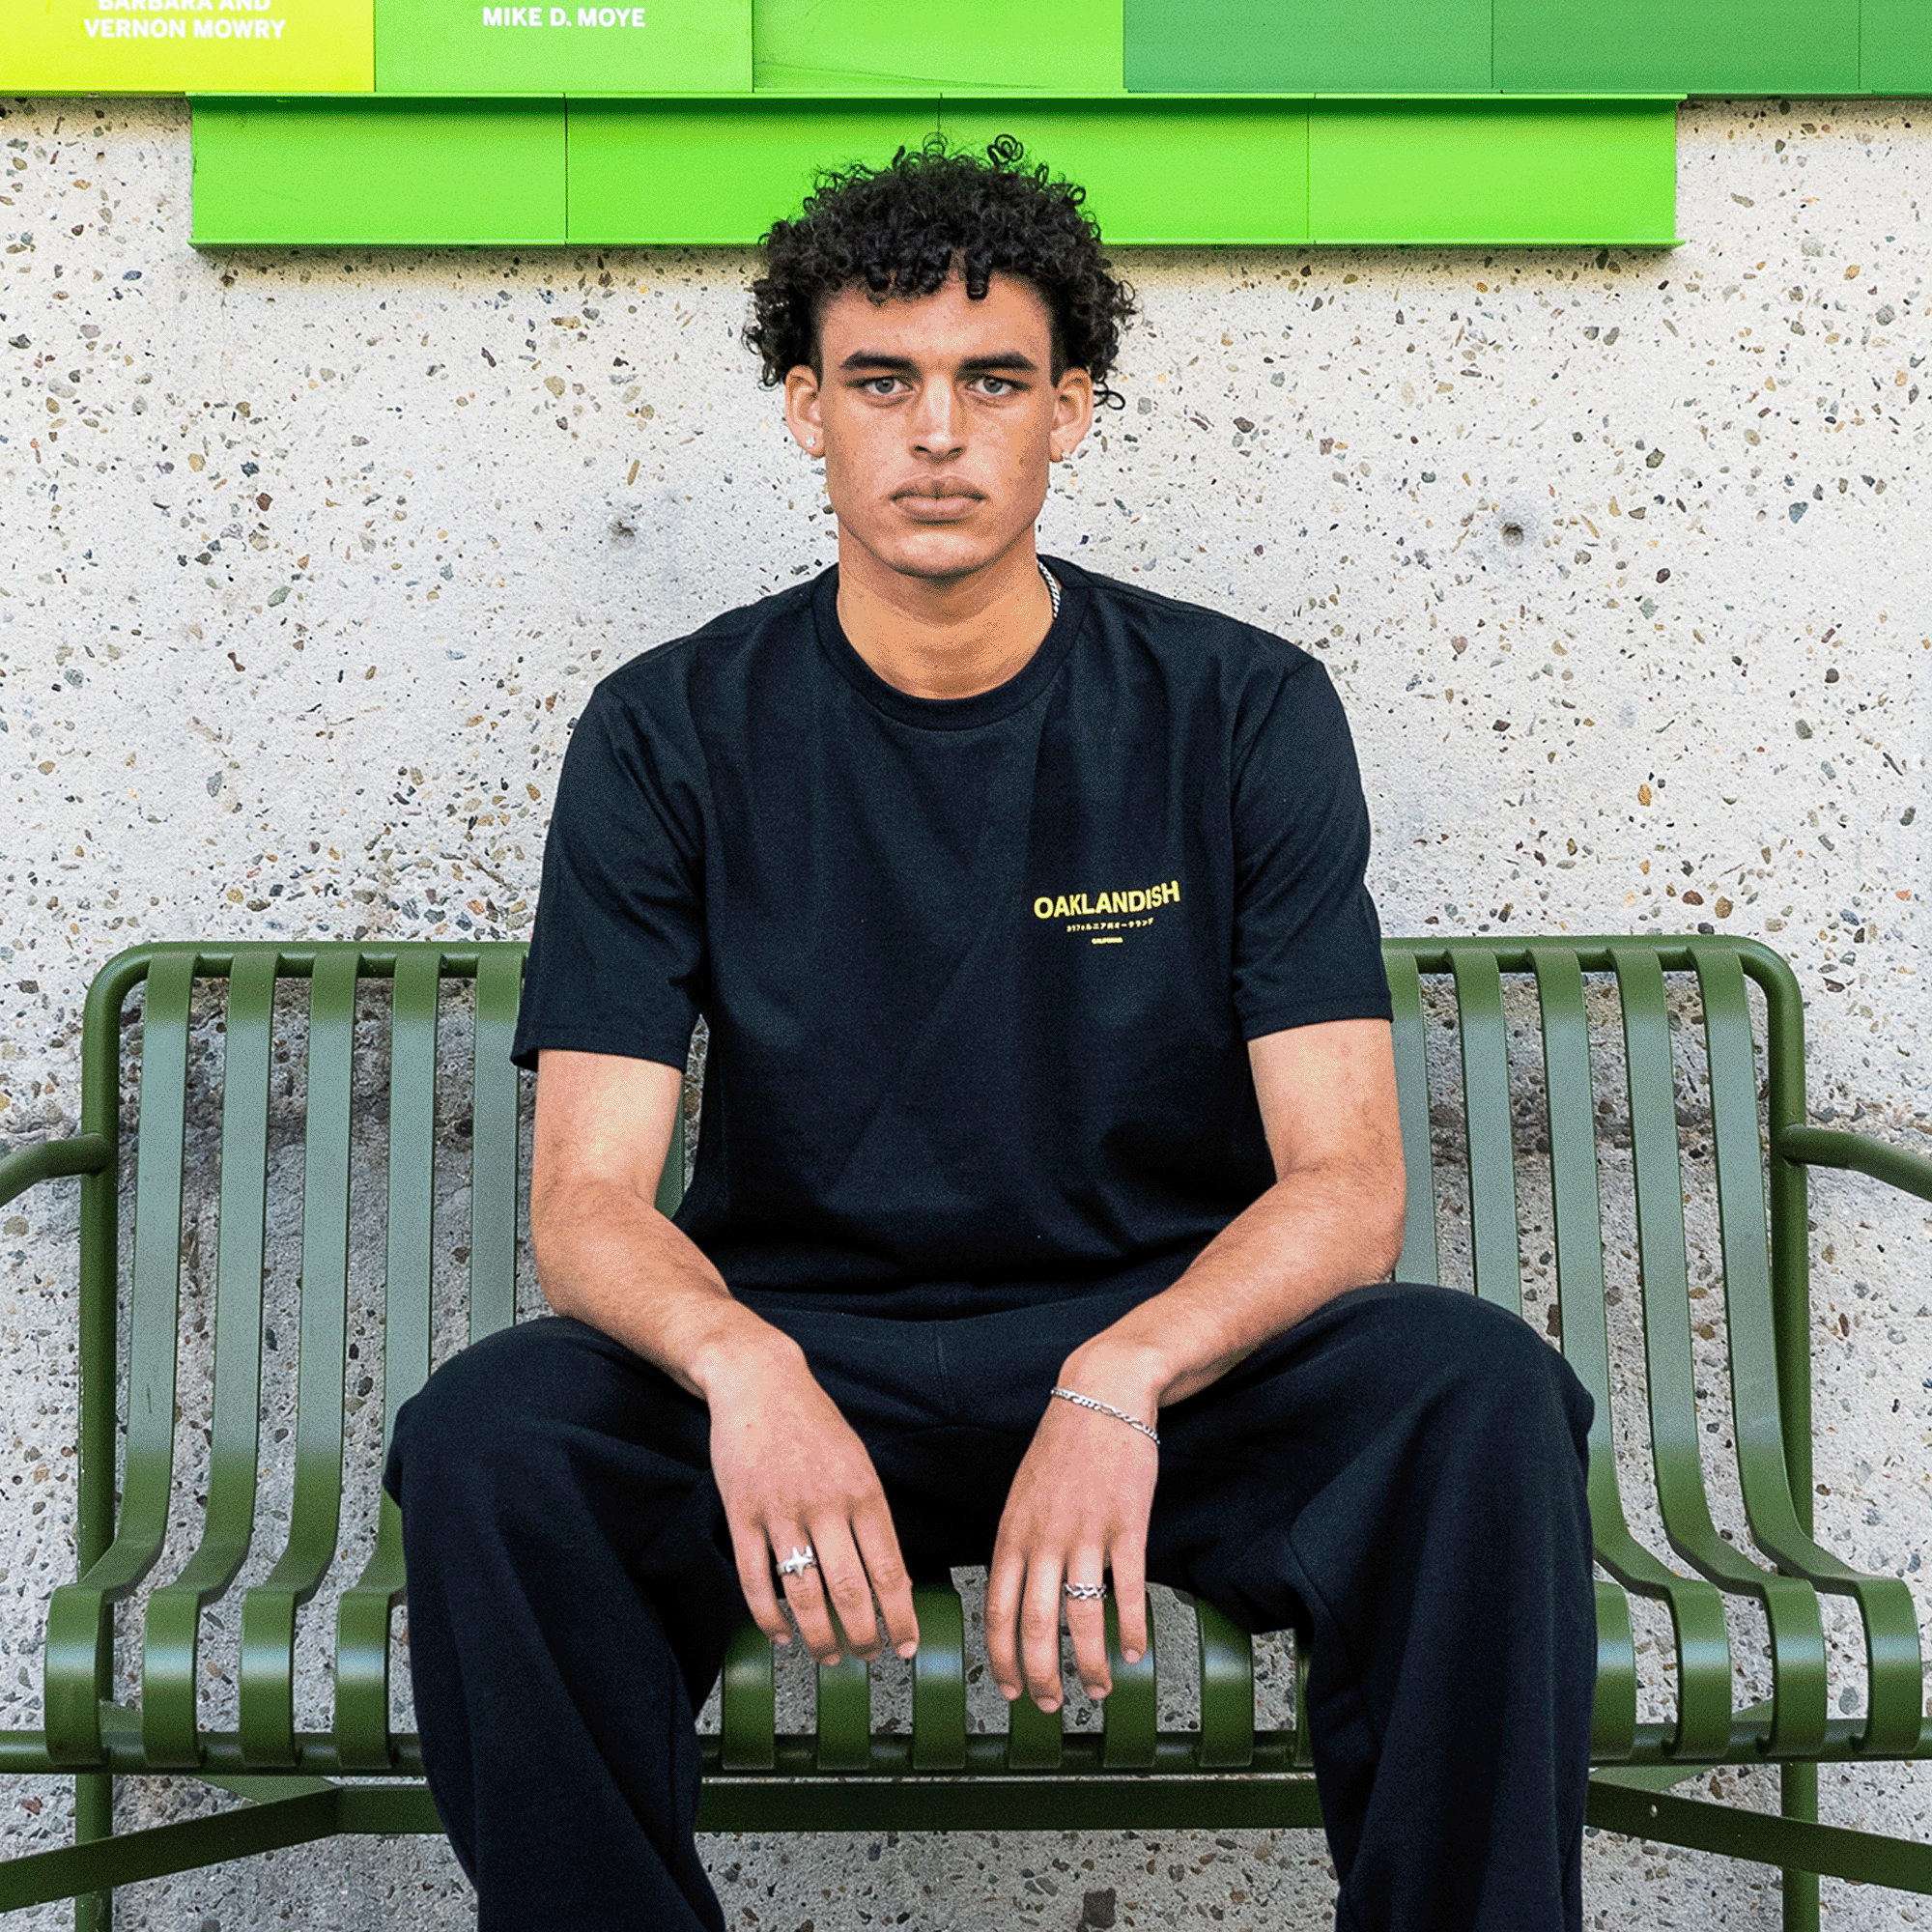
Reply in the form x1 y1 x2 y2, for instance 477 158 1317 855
777 1545 817 1578
1063 1581 1108 1602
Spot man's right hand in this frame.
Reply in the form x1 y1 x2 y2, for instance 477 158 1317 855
704 1332 920 1665
530 1048 919 1668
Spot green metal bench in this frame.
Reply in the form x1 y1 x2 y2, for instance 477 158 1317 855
2 935 1928 1928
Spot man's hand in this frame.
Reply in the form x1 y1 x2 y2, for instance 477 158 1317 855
706 1332 920 1666
985 1363 1160 1710
530 1049 920 1667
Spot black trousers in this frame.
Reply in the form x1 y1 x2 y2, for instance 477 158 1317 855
385 1275 1597 1932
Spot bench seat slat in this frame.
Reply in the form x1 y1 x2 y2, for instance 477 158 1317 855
1194 1600 1255 1770
1099 1598 1156 1771
1005 1678 1065 1770
815 1654 870 1773
720 1619 777 1771
911 1586 967 1771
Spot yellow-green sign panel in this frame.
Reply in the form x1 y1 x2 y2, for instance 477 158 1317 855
375 0 749 93
9 0 371 92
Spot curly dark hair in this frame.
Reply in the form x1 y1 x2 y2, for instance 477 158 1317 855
744 134 1137 405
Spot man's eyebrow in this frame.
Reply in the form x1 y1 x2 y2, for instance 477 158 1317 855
837 349 1042 374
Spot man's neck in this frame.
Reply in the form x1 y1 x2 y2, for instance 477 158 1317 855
834 536 1056 701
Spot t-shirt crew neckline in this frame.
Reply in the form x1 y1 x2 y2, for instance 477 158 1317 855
810 555 1089 731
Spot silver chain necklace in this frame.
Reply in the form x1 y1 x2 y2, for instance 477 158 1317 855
1038 561 1061 620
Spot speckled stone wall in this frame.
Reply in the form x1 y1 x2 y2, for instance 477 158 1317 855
1 93 1927 1932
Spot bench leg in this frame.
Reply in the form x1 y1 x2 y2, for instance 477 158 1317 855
1780 1760 1819 1932
72 1771 112 1932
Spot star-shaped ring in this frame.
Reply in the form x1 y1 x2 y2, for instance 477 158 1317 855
777 1545 818 1578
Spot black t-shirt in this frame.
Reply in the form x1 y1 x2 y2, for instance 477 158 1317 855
512 557 1391 1294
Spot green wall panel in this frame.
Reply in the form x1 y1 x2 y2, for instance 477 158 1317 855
753 0 1121 95
1308 99 1676 242
191 98 565 242
1493 0 1859 95
939 99 1310 243
377 0 748 95
1124 0 1491 94
567 98 943 243
1862 0 1932 94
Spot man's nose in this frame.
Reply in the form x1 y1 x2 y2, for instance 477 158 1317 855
910 383 965 456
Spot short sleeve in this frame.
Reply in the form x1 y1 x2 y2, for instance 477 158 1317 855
1229 660 1392 1039
511 678 708 1072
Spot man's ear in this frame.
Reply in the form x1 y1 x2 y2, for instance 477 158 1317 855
783 363 825 456
1049 365 1096 465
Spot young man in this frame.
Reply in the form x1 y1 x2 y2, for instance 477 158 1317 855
387 140 1597 1932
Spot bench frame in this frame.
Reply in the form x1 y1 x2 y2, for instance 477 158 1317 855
1 935 1928 1929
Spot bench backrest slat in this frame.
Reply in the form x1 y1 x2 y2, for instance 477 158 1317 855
384 952 440 1433
1611 946 1715 1557
284 952 358 1587
120 952 197 1575
1525 951 1618 1512
1696 949 1806 1562
469 950 524 1343
1449 950 1522 1314
199 950 278 1578
1384 952 1438 1288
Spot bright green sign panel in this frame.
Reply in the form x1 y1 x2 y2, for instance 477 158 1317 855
375 0 747 93
1310 99 1678 244
570 98 940 242
940 99 1310 243
8 0 371 93
1862 0 1932 92
1493 0 1860 94
193 97 564 241
1124 0 1491 94
753 0 1121 95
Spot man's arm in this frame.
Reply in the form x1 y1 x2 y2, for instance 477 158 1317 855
531 1048 920 1665
983 1016 1406 1711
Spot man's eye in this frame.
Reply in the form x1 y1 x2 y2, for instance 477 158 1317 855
975 377 1014 395
863 376 901 395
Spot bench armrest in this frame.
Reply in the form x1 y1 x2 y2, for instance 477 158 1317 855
1775 1124 1932 1204
0 1134 112 1208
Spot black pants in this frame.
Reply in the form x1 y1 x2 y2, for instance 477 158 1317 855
385 1276 1597 1932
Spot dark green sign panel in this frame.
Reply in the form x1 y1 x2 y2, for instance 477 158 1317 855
375 0 749 93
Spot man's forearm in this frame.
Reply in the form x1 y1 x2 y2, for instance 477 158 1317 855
1059 1160 1406 1419
532 1177 803 1402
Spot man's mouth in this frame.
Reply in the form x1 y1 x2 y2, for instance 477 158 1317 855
894 479 983 517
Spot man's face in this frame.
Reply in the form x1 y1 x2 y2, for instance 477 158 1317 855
782 269 1094 587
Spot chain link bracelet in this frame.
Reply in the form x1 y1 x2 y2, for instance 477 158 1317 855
1049 1385 1161 1447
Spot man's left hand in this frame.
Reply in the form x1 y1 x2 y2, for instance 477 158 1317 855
984 1372 1159 1710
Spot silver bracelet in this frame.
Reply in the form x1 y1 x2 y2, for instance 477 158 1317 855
1049 1385 1160 1448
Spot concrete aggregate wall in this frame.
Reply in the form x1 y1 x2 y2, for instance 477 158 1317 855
2 92 1929 1932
